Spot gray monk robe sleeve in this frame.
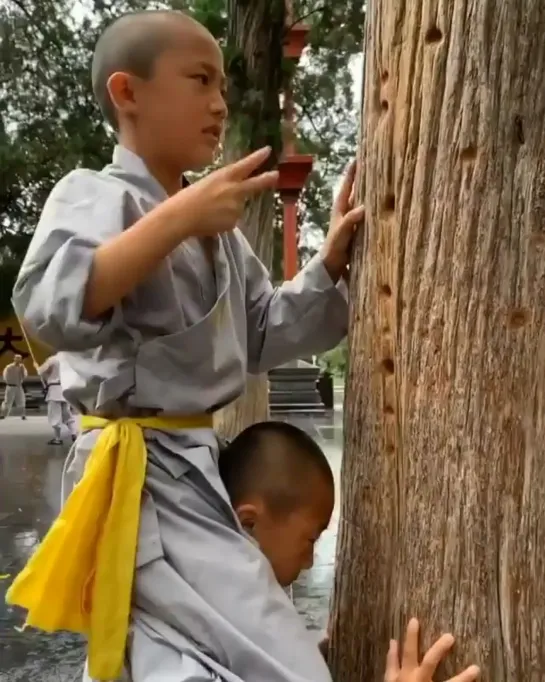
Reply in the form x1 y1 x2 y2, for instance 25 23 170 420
12 170 125 351
239 231 348 374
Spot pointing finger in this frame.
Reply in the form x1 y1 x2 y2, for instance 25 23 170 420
224 147 273 180
334 160 357 215
419 633 455 679
239 170 279 195
448 665 481 682
401 618 420 672
384 640 400 682
338 205 364 229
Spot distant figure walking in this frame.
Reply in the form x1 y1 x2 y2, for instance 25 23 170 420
1 354 27 420
35 355 77 445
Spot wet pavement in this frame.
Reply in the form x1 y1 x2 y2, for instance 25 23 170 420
288 408 343 633
0 416 85 682
0 401 344 680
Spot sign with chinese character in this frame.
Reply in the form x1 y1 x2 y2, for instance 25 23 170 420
0 315 49 375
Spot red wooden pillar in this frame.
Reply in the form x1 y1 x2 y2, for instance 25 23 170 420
283 195 298 281
279 17 313 280
278 157 313 279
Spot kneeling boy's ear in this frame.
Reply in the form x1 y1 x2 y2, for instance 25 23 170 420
235 503 259 535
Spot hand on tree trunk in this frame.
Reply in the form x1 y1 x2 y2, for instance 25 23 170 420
321 160 364 282
384 619 480 682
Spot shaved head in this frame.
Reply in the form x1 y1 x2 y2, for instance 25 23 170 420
219 422 334 516
220 422 334 587
92 10 210 129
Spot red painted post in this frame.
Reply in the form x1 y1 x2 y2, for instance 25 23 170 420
279 7 313 281
283 197 298 280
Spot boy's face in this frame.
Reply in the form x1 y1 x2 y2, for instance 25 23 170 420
118 21 227 172
237 476 335 587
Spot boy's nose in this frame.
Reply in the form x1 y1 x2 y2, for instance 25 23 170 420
211 93 228 120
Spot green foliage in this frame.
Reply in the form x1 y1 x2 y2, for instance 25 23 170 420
317 339 348 377
0 0 364 298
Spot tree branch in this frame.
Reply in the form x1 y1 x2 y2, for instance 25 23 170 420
285 4 326 33
7 0 67 59
299 101 328 146
4 0 69 93
7 0 32 22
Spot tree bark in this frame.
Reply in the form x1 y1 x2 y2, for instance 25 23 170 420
214 0 285 440
330 2 545 681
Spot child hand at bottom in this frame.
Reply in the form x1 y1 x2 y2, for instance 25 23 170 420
385 619 480 682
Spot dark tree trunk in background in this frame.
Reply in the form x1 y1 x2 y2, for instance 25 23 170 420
330 1 545 681
214 0 285 439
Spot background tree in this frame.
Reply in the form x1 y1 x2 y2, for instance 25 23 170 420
212 0 285 437
330 2 545 681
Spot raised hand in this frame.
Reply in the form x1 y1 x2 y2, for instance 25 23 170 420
180 146 278 237
321 160 365 282
384 619 480 682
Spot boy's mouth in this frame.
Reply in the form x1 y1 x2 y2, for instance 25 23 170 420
202 125 222 142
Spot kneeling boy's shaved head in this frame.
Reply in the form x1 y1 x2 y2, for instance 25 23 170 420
219 421 334 586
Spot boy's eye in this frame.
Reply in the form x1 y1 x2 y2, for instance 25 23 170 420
192 74 209 85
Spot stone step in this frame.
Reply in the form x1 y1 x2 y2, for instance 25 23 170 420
270 405 326 414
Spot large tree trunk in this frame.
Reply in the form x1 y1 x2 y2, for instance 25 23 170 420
331 2 545 681
214 0 285 440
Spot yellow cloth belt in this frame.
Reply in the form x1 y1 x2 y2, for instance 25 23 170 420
6 413 213 680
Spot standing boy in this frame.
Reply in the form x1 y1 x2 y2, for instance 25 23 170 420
35 354 78 444
1 354 27 420
9 9 378 682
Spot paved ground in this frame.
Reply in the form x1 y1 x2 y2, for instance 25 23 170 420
0 400 343 681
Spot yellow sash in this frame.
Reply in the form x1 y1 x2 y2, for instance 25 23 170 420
6 413 213 680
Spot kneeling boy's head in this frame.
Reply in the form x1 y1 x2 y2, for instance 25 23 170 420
219 422 334 587
92 10 227 174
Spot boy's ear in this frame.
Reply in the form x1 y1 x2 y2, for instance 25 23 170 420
235 503 260 535
107 71 139 119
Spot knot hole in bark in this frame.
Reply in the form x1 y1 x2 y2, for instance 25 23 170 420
381 358 395 375
380 70 390 111
379 284 392 297
381 193 396 217
424 25 443 44
514 115 525 145
460 145 477 163
507 308 530 329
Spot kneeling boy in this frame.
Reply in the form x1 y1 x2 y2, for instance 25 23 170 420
219 421 480 682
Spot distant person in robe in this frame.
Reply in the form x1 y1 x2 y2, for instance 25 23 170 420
35 354 77 445
1 354 27 420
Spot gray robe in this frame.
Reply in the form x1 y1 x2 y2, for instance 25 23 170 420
12 146 347 682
